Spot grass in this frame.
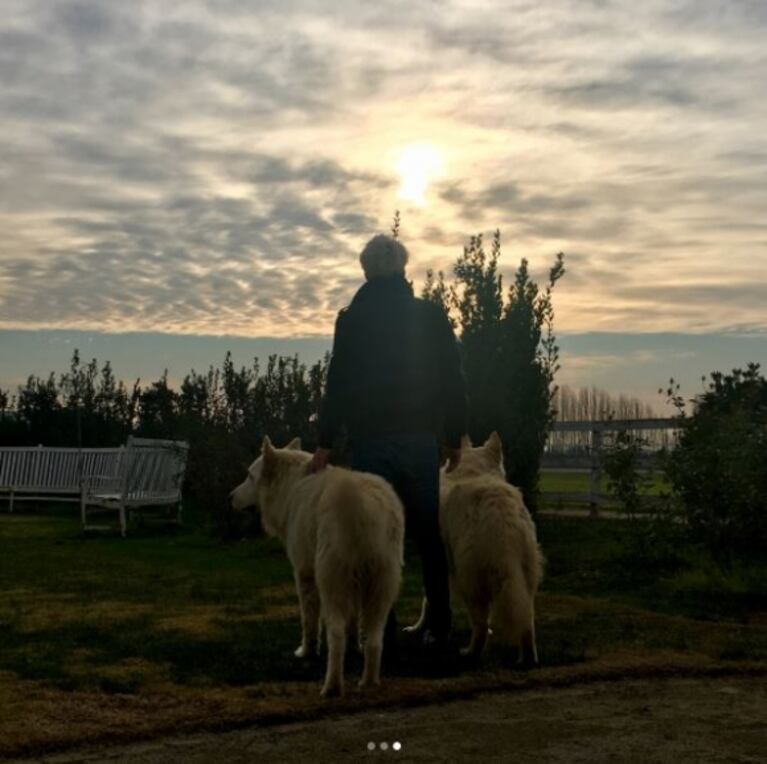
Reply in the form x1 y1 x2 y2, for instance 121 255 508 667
539 469 672 511
540 469 670 496
1 504 765 757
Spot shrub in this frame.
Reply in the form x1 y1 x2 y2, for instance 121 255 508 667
601 429 682 571
664 363 767 559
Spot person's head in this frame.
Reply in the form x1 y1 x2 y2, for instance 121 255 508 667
359 234 409 280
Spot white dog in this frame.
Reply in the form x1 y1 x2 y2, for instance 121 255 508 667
230 436 404 697
409 432 543 663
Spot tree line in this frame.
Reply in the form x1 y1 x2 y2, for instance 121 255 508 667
549 385 671 452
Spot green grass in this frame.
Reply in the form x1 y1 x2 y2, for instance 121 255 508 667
539 469 670 497
537 517 767 622
1 505 765 694
1 503 765 757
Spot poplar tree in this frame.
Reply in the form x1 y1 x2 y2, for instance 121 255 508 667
423 231 565 509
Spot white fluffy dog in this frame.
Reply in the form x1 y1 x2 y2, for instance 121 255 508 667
230 436 404 697
410 432 543 663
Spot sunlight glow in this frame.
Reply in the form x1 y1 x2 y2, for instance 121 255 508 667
395 143 444 206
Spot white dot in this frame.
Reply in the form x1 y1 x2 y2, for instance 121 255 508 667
367 742 375 751
393 741 402 751
380 742 389 751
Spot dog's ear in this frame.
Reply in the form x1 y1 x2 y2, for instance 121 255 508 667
261 435 277 479
460 434 473 449
286 436 302 450
484 431 503 461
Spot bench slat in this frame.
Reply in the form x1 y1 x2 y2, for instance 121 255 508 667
3 441 188 538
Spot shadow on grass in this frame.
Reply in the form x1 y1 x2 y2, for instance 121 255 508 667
1 510 766 700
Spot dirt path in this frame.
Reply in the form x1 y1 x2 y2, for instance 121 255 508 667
17 676 766 763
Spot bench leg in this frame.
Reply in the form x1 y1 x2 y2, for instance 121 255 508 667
119 504 127 538
9 490 14 514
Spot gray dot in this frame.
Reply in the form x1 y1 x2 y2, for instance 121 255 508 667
367 742 376 751
380 742 389 751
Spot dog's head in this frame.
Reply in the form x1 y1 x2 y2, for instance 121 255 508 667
448 431 506 480
229 435 305 519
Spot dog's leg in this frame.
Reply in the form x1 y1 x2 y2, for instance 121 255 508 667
359 598 389 688
321 613 346 698
461 598 490 658
294 572 320 658
347 611 363 653
521 613 539 666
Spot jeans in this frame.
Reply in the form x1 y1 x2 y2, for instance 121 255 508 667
351 432 451 638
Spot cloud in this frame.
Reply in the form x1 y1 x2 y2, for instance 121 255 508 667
0 0 766 339
441 181 591 219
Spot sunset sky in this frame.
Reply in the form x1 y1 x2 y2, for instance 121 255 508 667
1 1 765 406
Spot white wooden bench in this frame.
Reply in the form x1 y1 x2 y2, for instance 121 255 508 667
0 446 122 512
1 438 189 537
81 437 189 537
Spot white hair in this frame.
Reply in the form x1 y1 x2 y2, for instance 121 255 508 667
359 234 409 280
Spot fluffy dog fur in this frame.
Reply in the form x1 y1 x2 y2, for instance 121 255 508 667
410 432 543 663
230 436 404 697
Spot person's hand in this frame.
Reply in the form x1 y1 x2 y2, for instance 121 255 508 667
309 447 331 473
445 448 461 473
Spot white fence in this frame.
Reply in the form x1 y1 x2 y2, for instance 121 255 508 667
542 418 678 515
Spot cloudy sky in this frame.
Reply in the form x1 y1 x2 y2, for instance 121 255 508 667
1 0 765 404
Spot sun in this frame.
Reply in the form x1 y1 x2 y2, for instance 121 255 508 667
395 143 444 206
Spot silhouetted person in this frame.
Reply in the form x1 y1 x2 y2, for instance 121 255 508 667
310 234 468 649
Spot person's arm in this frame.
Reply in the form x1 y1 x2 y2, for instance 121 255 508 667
435 309 468 455
316 309 352 452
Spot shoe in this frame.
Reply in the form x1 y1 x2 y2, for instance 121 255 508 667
419 629 458 677
421 628 452 652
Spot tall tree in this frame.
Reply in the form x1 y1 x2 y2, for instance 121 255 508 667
423 231 565 509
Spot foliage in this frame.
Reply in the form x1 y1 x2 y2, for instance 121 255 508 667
662 363 767 559
390 209 401 240
601 429 683 570
601 430 652 519
0 351 327 535
423 231 565 509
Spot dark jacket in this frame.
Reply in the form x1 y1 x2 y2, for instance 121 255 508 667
318 274 468 449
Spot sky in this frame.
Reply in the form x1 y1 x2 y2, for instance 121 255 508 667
1 0 766 407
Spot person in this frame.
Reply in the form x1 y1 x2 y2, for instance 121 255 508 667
310 233 468 649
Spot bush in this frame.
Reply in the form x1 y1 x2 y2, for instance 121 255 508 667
0 350 327 537
664 363 767 559
601 429 682 571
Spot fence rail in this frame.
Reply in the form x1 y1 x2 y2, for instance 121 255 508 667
541 418 678 515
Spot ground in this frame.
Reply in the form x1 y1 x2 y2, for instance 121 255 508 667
13 675 767 763
1 502 765 760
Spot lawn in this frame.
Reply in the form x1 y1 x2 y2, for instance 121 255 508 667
0 505 765 758
539 469 672 507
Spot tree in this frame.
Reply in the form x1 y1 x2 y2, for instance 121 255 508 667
423 231 565 509
136 371 179 438
664 363 767 558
